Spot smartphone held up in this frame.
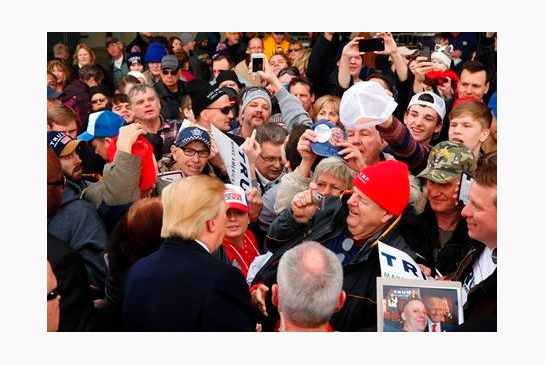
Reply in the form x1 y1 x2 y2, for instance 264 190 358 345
251 53 265 73
358 38 385 52
418 44 431 61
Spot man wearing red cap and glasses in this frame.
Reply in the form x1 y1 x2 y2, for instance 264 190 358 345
251 159 416 332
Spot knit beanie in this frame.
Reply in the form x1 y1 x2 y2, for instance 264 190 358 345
180 32 194 45
431 45 453 69
145 42 167 64
352 160 409 216
241 87 272 114
127 52 143 65
431 51 451 69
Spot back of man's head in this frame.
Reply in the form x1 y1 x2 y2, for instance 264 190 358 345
276 241 344 329
474 152 497 206
79 64 103 84
255 123 288 146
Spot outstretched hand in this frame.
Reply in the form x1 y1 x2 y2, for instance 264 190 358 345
251 284 269 317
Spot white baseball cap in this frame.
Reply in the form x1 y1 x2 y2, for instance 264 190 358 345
408 91 446 121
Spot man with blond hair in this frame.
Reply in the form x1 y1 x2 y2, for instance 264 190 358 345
122 176 255 331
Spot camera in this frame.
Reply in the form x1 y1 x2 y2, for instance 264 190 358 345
251 53 265 73
312 190 325 210
358 38 385 52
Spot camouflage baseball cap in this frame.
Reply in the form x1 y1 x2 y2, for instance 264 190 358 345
417 141 476 183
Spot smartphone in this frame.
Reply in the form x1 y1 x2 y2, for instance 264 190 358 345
458 171 473 205
358 38 385 52
312 190 325 210
158 170 183 183
251 53 265 73
420 46 431 61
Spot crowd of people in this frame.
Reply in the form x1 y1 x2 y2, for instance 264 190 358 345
46 31 497 332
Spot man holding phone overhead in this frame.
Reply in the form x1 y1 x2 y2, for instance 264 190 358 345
358 38 385 53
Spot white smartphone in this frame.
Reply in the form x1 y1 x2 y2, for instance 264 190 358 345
251 53 265 73
458 171 473 205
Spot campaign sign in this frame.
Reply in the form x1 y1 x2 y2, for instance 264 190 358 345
210 126 252 191
378 241 426 280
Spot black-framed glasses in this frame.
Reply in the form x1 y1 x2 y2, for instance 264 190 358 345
47 175 66 187
206 106 232 115
162 69 178 76
47 280 62 301
259 154 284 164
288 48 301 53
182 147 210 158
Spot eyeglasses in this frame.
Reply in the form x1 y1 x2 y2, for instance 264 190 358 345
259 154 284 164
47 175 66 187
206 106 232 115
47 281 62 301
182 147 210 158
162 69 178 76
288 48 301 53
91 98 107 104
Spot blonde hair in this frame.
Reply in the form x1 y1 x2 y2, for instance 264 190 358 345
313 95 341 119
292 48 311 76
47 104 77 128
160 176 225 239
312 157 355 188
73 43 96 65
449 100 492 129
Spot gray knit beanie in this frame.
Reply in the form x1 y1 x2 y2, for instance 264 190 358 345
241 88 272 114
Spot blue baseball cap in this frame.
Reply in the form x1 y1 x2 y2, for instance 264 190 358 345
174 126 211 150
310 120 347 157
47 131 85 157
77 110 124 142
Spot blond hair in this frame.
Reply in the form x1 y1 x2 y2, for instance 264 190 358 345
47 104 77 128
160 176 225 239
292 48 311 76
73 43 96 65
313 95 341 120
449 100 492 129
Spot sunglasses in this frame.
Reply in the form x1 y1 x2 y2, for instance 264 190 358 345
206 106 232 115
91 98 107 104
162 69 178 76
47 280 62 301
47 175 66 187
288 48 301 53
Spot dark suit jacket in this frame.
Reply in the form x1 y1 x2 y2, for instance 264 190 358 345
427 321 455 332
47 232 96 331
122 237 255 331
